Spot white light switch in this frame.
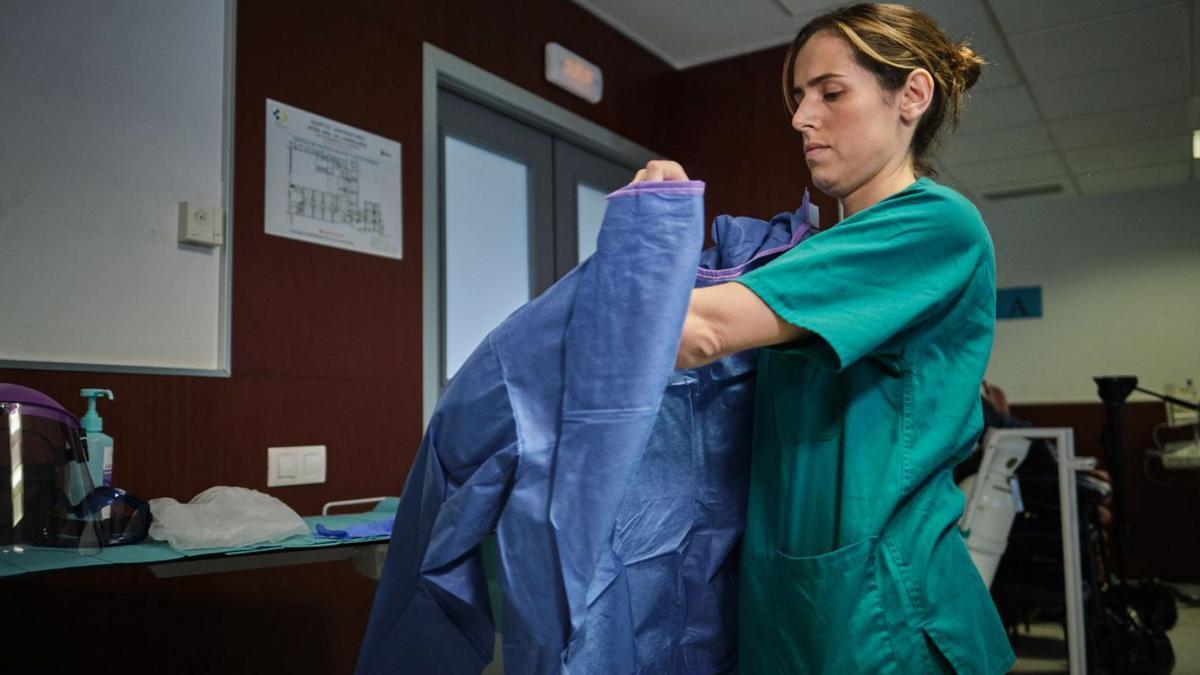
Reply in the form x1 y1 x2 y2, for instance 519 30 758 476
277 454 298 479
268 445 327 487
178 201 224 247
302 449 326 483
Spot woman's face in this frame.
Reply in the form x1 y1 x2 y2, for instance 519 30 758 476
790 32 912 201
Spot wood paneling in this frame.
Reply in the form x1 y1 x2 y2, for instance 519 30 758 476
6 562 376 672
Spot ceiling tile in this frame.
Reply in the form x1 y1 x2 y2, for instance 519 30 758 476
989 0 1177 36
1007 3 1186 82
1030 58 1189 119
958 85 1041 132
1075 160 1191 193
903 0 1022 89
571 0 804 68
1064 134 1192 173
937 176 973 197
1048 102 1190 148
941 123 1056 164
951 151 1069 185
969 55 1023 90
928 163 975 197
970 174 1078 200
771 0 836 20
1194 0 1200 93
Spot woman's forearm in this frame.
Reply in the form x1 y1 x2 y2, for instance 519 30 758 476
675 282 812 369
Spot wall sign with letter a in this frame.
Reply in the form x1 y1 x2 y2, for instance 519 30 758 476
997 286 1042 320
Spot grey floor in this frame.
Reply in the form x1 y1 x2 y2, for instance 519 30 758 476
1012 584 1200 674
482 586 1200 673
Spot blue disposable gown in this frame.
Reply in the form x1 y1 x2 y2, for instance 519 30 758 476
357 182 815 674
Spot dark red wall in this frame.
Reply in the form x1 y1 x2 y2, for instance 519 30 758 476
3 2 676 672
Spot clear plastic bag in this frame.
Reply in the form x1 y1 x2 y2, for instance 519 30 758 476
148 486 309 550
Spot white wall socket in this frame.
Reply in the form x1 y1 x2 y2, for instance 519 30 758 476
267 445 326 487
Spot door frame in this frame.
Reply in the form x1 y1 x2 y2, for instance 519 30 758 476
421 43 659 422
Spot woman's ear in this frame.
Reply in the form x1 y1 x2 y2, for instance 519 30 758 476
899 68 934 124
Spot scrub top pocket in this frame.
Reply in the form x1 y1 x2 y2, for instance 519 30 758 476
769 536 901 674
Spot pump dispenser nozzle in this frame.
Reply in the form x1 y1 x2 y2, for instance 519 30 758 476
80 389 114 433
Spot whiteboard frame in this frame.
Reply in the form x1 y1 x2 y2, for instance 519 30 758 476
0 0 237 378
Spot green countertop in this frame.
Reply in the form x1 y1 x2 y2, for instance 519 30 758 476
0 498 398 578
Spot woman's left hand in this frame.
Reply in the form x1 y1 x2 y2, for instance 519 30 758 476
630 160 690 183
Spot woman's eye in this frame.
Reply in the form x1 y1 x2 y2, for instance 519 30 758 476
823 91 843 101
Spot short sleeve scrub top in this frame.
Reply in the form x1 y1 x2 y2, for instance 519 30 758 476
734 178 1015 674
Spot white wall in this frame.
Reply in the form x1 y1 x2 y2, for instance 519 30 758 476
982 183 1200 404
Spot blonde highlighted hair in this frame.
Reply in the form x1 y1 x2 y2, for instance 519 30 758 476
783 3 985 176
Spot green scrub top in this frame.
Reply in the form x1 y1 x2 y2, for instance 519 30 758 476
735 178 1014 674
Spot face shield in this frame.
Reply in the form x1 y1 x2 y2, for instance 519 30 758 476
1 384 102 552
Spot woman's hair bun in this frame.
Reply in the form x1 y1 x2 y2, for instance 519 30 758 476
954 42 985 92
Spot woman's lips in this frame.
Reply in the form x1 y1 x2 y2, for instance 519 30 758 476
804 144 829 159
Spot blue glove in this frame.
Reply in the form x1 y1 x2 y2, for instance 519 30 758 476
315 518 393 540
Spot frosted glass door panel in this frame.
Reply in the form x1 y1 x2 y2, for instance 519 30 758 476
553 140 635 277
576 183 608 262
443 135 530 378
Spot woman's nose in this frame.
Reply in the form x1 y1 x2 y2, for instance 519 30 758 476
791 102 815 134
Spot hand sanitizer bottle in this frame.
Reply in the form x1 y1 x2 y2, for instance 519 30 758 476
80 389 115 488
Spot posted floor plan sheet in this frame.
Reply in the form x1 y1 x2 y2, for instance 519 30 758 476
264 99 403 260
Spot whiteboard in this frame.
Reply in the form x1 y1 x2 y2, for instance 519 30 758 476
0 0 233 375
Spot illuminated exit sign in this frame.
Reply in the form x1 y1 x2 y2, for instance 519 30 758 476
545 43 603 104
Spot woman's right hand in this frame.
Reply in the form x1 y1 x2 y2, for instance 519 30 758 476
630 160 690 184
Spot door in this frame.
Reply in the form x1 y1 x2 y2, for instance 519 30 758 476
438 89 636 384
553 139 633 277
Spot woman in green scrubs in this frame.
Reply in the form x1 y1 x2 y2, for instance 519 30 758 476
632 4 1013 673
